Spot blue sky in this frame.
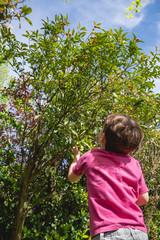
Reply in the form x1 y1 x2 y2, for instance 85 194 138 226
11 0 160 93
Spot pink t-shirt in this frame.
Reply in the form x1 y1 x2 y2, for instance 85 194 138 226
72 148 149 238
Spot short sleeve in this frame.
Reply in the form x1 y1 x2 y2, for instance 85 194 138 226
138 170 149 195
72 152 89 176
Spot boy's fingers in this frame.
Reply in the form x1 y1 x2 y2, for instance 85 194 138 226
73 146 80 155
73 146 78 150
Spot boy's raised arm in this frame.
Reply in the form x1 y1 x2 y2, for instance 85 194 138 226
68 146 82 183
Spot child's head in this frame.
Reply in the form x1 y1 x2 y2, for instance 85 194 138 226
99 113 143 154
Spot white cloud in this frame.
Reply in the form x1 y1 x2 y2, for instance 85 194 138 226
157 22 160 35
11 0 155 41
59 0 148 30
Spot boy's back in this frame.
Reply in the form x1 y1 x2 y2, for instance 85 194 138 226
72 148 148 238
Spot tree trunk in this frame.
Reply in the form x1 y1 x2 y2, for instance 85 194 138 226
10 184 28 240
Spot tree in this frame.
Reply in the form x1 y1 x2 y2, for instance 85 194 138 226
0 0 32 28
0 14 160 240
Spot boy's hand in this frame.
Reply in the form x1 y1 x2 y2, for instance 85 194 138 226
73 146 80 162
68 146 81 183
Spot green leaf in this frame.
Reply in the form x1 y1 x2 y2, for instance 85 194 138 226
22 5 32 15
82 235 89 238
24 17 33 26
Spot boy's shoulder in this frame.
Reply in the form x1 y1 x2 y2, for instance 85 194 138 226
82 148 102 155
82 148 141 167
80 148 104 159
127 154 141 165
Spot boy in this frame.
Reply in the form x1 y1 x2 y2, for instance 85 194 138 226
68 113 149 240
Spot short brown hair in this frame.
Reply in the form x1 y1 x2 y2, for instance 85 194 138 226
102 113 143 154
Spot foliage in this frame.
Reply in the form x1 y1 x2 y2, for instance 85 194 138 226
133 129 160 240
0 164 90 240
0 0 32 28
0 63 10 103
23 174 90 240
0 14 160 239
0 164 20 239
0 63 8 86
125 0 148 18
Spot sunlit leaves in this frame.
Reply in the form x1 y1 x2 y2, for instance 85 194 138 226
0 0 32 28
125 0 148 18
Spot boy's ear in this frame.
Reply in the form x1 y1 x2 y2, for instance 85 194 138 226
98 132 106 149
98 131 106 146
101 132 106 143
